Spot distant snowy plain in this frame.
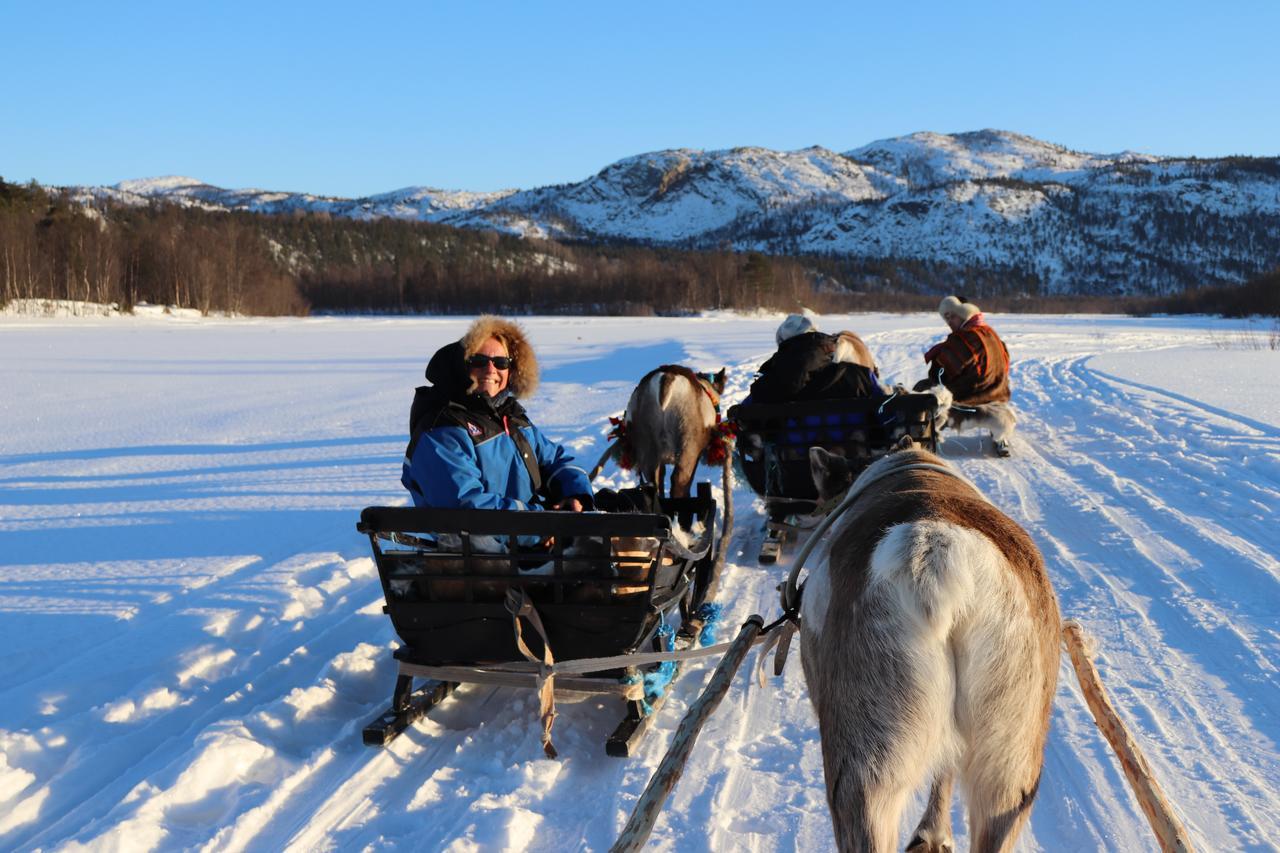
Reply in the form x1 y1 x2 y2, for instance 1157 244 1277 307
1 311 1277 851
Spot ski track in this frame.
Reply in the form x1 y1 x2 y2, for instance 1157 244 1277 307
1001 354 1280 849
2 318 1277 851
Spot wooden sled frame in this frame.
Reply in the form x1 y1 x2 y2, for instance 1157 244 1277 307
731 393 940 562
358 484 719 755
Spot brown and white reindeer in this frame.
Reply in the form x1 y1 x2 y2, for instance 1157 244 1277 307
617 365 727 498
926 383 1018 457
800 440 1060 852
833 330 878 375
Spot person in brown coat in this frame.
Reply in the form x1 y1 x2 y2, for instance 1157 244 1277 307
913 296 1010 405
913 296 1017 457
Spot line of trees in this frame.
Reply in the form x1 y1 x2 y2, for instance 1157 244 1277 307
1138 269 1280 316
3 177 1275 317
1 180 304 314
1 179 831 316
260 213 828 315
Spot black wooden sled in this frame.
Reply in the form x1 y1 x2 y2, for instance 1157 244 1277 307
730 392 940 563
358 484 719 756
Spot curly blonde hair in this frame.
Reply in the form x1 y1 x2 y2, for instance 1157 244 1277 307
459 315 539 398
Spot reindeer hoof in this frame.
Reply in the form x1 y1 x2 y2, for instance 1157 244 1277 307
906 834 953 853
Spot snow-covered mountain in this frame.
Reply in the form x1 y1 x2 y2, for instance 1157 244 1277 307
63 130 1280 295
70 176 515 222
847 129 1156 185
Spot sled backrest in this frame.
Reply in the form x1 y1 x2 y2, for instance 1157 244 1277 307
730 393 939 512
359 494 715 666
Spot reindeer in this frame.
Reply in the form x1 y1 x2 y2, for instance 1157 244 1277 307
801 440 1060 852
833 330 878 374
612 365 726 499
926 383 1018 457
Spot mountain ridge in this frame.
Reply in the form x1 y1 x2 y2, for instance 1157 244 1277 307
59 129 1280 295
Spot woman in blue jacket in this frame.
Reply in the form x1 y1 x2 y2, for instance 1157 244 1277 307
402 316 593 518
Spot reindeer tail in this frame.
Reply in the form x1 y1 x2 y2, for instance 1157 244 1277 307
654 371 678 410
872 520 979 640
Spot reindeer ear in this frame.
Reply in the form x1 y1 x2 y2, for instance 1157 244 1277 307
714 368 726 393
810 447 852 499
895 435 917 451
809 446 838 494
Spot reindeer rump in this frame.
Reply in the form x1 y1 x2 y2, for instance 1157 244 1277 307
801 448 1060 852
622 365 723 498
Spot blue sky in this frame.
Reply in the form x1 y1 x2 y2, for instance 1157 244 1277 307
3 0 1277 198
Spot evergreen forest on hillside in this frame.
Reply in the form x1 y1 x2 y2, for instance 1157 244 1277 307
2 179 1275 317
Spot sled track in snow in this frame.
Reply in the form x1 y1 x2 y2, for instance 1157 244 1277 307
6 322 1279 851
4 551 392 851
982 354 1280 848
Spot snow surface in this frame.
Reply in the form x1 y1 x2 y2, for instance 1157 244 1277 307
1 311 1277 851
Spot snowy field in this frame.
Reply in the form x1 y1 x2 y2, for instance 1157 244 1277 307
1 311 1277 852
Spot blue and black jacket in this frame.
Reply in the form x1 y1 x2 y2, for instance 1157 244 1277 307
402 341 593 519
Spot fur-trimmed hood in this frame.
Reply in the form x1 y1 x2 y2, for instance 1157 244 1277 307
458 315 539 399
423 315 540 400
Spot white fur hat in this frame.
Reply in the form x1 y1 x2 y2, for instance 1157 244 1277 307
938 295 980 323
776 313 817 344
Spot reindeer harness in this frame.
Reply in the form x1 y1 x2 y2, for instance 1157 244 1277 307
606 367 733 470
756 460 985 682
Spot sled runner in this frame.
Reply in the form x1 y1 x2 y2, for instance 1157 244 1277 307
730 393 940 563
358 484 719 756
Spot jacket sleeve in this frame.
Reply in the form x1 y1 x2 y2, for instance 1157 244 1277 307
748 367 807 404
748 347 822 403
925 333 968 386
405 424 541 512
526 424 593 505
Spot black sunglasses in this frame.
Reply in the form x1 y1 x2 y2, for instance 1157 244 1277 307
467 354 513 370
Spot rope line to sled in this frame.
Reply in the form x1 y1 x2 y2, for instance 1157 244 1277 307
478 464 984 690
780 461 982 615
496 465 988 684
480 623 782 678
505 588 560 758
491 466 979 699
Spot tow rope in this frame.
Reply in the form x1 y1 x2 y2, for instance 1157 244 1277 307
505 588 559 758
502 590 792 757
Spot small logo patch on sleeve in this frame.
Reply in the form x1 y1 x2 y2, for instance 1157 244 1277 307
466 421 483 438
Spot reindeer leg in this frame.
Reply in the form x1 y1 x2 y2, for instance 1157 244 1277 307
907 772 955 852
822 768 909 853
670 458 695 499
655 465 666 500
969 773 1041 853
989 405 1015 458
962 664 1047 852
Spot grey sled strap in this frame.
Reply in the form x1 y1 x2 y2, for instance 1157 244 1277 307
507 421 543 495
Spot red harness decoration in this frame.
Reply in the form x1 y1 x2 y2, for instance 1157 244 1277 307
695 377 736 466
702 418 738 465
607 415 635 470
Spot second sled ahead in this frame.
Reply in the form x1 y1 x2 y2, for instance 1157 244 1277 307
358 484 719 757
730 393 940 563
